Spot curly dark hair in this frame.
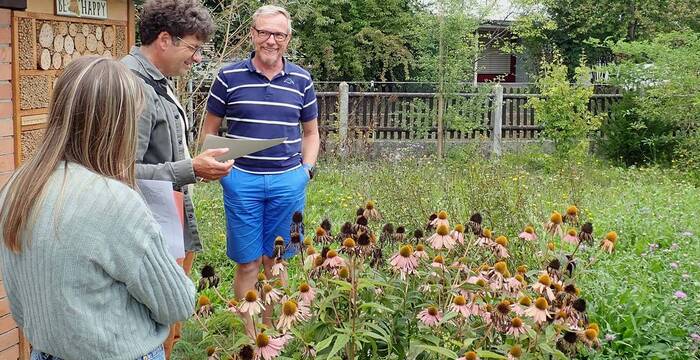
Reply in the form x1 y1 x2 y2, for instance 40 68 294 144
139 0 215 45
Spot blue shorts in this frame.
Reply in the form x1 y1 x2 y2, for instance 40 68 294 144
221 166 309 264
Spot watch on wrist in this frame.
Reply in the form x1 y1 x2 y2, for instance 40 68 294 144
303 163 315 180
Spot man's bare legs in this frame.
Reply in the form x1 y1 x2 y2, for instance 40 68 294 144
261 255 288 328
235 255 288 338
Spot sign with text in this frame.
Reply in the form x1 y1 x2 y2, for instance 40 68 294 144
56 0 107 20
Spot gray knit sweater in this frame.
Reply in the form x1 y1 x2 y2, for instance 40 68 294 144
0 162 196 359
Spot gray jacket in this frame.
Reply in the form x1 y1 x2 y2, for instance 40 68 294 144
122 47 201 252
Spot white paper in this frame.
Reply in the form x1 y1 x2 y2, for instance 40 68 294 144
136 179 185 259
201 134 287 162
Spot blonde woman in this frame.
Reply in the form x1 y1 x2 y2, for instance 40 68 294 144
0 56 195 360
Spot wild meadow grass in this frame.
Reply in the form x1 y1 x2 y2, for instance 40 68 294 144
176 146 700 359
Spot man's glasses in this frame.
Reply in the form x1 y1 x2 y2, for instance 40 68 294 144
252 27 289 42
175 36 204 57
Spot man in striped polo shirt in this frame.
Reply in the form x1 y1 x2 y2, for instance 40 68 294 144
203 5 319 335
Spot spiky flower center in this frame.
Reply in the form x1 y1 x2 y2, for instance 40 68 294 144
496 236 508 246
306 247 316 256
567 228 577 236
465 351 477 360
534 297 548 310
497 300 511 315
433 255 444 264
198 295 211 307
438 210 448 219
475 278 487 287
538 274 552 286
553 283 562 293
519 296 531 306
207 346 216 356
399 245 413 257
315 227 326 236
566 205 578 216
453 295 467 306
511 317 523 328
416 244 425 252
327 250 338 258
303 237 312 246
584 328 598 341
227 299 238 308
550 211 563 224
455 224 465 233
494 261 507 274
482 228 492 238
256 333 270 347
606 231 618 242
258 273 267 282
357 233 371 246
274 236 284 246
245 290 258 302
524 226 535 234
283 300 298 316
557 310 568 319
365 200 375 210
343 238 356 248
547 242 555 251
485 304 494 312
427 306 438 316
263 284 273 293
436 224 449 236
565 284 576 294
299 283 310 293
515 274 524 282
517 265 527 273
588 323 600 333
339 267 349 279
509 345 522 357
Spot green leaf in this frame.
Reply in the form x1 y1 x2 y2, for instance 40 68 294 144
315 334 336 353
415 344 458 359
328 334 350 359
476 350 507 359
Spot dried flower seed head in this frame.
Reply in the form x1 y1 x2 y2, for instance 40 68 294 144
547 242 555 251
465 351 478 360
201 265 216 278
256 333 270 347
282 300 298 316
438 210 448 220
517 265 527 274
572 298 586 312
356 207 365 216
470 213 483 224
399 245 413 257
436 224 450 236
563 331 578 343
550 211 563 224
365 200 375 210
306 246 316 256
564 284 576 294
509 345 522 358
567 228 577 237
292 211 303 223
605 231 618 242
584 328 598 341
327 250 338 258
494 261 507 274
274 236 285 246
320 218 331 231
357 233 371 246
519 296 532 306
433 255 444 264
455 224 465 233
413 229 424 238
299 283 310 293
341 222 353 234
566 206 578 216
587 323 600 333
290 234 301 244
396 226 405 234
538 274 552 286
244 290 258 302
482 228 492 238
315 227 326 237
511 317 523 328
198 295 211 307
524 225 535 234
356 215 368 226
495 236 508 246
427 306 439 316
343 238 356 248
553 283 563 293
497 300 511 315
382 223 394 234
263 284 273 293
534 297 548 310
557 309 568 319
321 247 330 258
207 346 216 356
304 237 313 246
238 345 254 360
581 222 593 234
548 258 561 270
453 295 467 306
313 256 324 267
339 266 349 279
258 273 267 282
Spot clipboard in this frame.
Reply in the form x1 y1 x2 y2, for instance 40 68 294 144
201 134 286 161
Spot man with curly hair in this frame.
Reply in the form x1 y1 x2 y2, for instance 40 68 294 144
122 0 233 357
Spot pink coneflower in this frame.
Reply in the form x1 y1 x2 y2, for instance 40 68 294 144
544 211 564 238
254 333 292 360
390 245 418 279
277 299 311 332
363 200 382 221
226 299 240 314
450 224 465 244
413 244 429 259
197 295 212 316
507 345 523 360
322 250 345 269
674 290 687 299
449 295 473 317
563 228 579 245
600 231 617 253
239 290 265 317
313 227 333 245
511 295 531 316
532 274 555 301
271 258 287 277
519 225 537 241
506 316 531 337
476 228 494 246
504 275 524 295
524 297 550 324
426 224 455 250
457 351 479 360
304 246 319 268
263 284 283 305
580 327 601 348
493 236 510 259
431 255 447 271
417 306 442 327
298 283 316 305
430 210 450 228
479 304 494 325
564 205 579 225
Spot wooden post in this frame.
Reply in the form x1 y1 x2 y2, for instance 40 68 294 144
338 82 349 157
491 84 503 157
19 329 30 360
436 94 444 158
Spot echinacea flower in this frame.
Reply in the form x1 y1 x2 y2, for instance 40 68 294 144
239 290 264 317
518 225 537 241
254 332 292 360
298 283 316 305
524 297 550 324
198 265 219 291
476 227 493 246
506 316 531 337
322 249 345 270
600 231 617 253
564 205 579 225
430 210 450 228
226 299 240 314
450 224 465 244
393 226 406 242
580 327 600 348
363 200 381 221
263 284 283 305
271 258 287 277
493 236 510 258
417 306 442 327
389 244 418 279
563 228 579 245
511 295 531 316
413 243 429 259
290 211 304 238
313 227 333 245
467 212 483 235
426 224 455 250
507 345 523 360
532 274 555 301
544 211 564 238
431 255 447 271
457 351 479 360
276 299 310 332
273 236 286 258
448 295 474 317
578 222 594 245
197 295 212 316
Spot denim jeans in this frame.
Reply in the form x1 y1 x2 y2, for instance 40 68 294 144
30 344 165 360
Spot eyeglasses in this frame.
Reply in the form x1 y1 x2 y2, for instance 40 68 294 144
175 36 204 57
252 27 289 42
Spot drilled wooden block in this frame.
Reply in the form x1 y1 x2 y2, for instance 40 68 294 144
19 75 50 110
114 26 127 58
21 129 46 162
18 18 35 70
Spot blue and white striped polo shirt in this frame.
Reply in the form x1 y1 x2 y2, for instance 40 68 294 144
207 53 318 174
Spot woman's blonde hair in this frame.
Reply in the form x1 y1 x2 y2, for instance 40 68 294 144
1 56 144 252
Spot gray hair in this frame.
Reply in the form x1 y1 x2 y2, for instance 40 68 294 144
252 5 292 34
